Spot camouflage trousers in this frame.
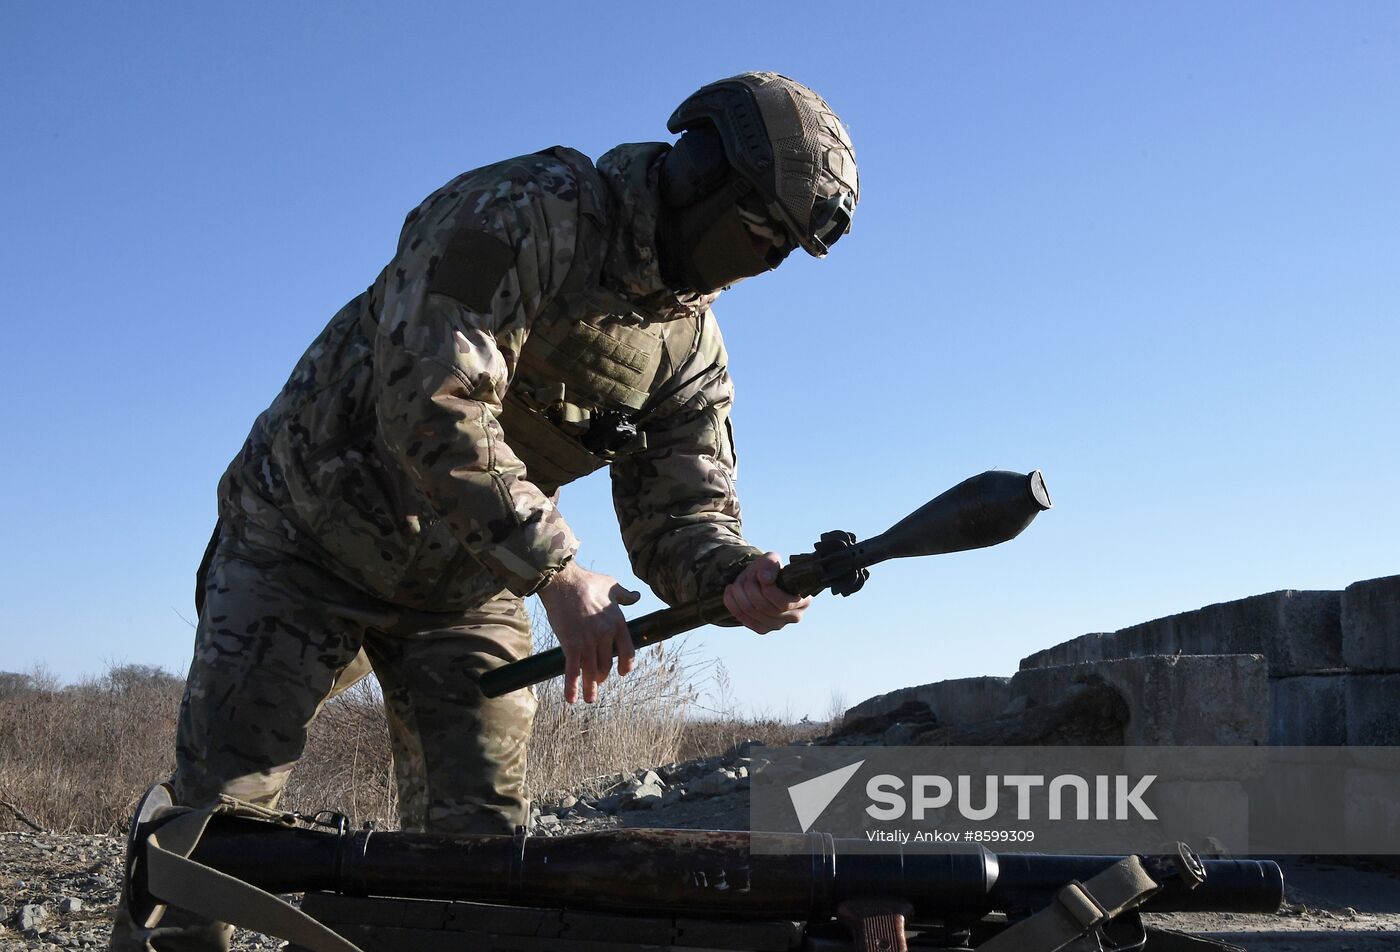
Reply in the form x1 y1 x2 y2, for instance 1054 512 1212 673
111 529 537 951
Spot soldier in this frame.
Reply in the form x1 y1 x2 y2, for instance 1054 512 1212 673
113 71 858 950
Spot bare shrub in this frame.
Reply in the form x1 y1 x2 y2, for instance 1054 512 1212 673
0 616 822 833
0 670 47 698
0 661 401 834
524 604 698 801
281 676 398 828
825 689 848 732
0 664 182 833
673 660 828 762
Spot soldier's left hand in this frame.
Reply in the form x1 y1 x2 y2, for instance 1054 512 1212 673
723 552 811 634
538 561 640 705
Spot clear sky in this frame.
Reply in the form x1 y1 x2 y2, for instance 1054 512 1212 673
1 2 1396 717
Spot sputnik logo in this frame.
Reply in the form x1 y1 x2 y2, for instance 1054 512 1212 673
787 760 865 832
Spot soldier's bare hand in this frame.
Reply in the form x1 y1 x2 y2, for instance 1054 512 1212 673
538 561 640 704
723 552 811 634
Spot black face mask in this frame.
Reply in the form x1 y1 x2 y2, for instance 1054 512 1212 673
658 128 782 294
662 184 777 293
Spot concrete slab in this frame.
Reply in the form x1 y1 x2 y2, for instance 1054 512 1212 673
1151 779 1253 854
1346 673 1400 745
842 676 1011 728
1019 632 1113 670
1010 654 1270 746
1111 590 1342 677
1242 759 1352 854
1343 574 1400 672
1020 591 1343 677
1346 767 1400 859
1269 676 1349 745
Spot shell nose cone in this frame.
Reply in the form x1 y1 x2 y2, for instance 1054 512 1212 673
1028 470 1052 511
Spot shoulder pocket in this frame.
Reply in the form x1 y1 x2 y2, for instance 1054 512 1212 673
428 230 515 313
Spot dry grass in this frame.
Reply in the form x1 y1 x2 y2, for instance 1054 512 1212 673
0 665 183 834
525 613 698 802
674 662 828 763
0 613 827 833
283 675 399 826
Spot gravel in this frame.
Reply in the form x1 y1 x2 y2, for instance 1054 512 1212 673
0 831 283 951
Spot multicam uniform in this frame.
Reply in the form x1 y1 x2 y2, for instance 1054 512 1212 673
177 142 762 836
119 70 859 952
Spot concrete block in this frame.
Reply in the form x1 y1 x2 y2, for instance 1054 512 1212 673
984 776 1255 856
1242 758 1351 854
1346 672 1400 745
1108 590 1341 677
1021 591 1341 676
1345 767 1400 855
843 676 1011 728
1342 574 1400 672
923 676 1015 724
1268 675 1348 745
1019 633 1113 671
1151 780 1252 855
840 690 930 727
1010 654 1270 746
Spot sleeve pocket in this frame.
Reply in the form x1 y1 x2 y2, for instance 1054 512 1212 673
428 229 515 313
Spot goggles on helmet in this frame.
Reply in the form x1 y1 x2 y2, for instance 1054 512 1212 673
807 189 856 255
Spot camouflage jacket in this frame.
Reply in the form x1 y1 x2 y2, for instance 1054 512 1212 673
217 143 762 611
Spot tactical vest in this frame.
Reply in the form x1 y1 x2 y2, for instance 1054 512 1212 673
497 155 703 496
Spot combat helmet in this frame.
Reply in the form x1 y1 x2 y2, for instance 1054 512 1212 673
658 72 859 293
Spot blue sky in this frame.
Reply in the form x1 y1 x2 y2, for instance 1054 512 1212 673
1 2 1396 716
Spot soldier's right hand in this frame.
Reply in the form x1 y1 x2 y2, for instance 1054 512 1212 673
537 561 641 704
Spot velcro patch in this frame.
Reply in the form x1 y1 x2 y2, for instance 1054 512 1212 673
429 229 515 313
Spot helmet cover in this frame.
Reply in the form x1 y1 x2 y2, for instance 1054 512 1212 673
668 71 858 256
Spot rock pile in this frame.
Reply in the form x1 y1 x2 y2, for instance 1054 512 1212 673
527 742 758 835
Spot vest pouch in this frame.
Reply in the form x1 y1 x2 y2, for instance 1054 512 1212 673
516 312 665 411
501 312 668 492
498 391 609 494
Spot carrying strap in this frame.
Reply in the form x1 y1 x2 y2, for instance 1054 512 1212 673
143 803 365 952
976 855 1161 952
